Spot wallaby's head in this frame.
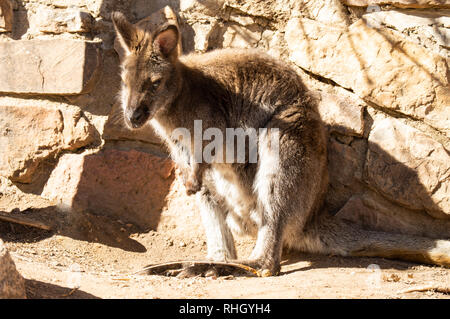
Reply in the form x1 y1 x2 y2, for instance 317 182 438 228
112 11 180 129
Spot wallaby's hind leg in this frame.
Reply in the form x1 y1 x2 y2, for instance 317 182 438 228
196 189 237 261
235 118 327 276
240 215 286 276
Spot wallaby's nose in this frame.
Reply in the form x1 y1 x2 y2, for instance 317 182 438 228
130 105 150 128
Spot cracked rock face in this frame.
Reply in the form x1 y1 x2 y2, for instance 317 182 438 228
0 39 102 95
362 9 450 58
285 18 450 137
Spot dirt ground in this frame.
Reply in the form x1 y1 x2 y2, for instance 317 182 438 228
1 201 449 300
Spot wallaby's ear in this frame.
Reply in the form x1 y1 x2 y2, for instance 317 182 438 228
112 11 139 55
153 25 179 60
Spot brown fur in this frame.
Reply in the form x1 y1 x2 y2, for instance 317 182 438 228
112 12 450 275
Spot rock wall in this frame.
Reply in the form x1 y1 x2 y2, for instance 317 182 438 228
0 0 449 237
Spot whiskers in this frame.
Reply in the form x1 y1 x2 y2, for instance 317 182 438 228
108 105 126 126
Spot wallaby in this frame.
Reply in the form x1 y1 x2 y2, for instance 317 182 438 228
112 12 450 276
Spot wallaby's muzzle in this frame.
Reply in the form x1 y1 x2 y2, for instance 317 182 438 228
127 104 151 129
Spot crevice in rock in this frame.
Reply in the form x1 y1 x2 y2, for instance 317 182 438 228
298 66 353 92
222 5 273 26
37 56 44 91
364 99 450 151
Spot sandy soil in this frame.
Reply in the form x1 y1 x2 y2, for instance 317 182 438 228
1 203 449 300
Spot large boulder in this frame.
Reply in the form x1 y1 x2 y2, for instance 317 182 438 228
365 116 450 218
0 105 96 183
0 239 26 299
0 39 102 95
42 149 175 230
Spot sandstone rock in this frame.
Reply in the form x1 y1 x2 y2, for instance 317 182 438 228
316 88 365 137
227 14 257 27
223 0 287 20
0 176 53 212
364 8 450 29
0 0 12 32
222 23 262 48
0 39 102 95
365 117 450 218
31 7 93 33
0 106 96 183
34 0 104 18
131 0 221 20
299 0 350 26
336 192 450 239
0 239 26 299
259 29 286 58
362 9 450 57
329 137 366 186
42 149 175 230
341 0 450 9
325 137 367 212
285 18 450 136
191 21 216 52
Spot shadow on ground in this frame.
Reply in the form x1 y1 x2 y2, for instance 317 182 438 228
26 279 100 299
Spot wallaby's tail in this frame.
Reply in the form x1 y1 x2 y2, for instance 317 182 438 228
297 214 450 267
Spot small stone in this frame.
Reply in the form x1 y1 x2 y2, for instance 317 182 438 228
383 273 401 282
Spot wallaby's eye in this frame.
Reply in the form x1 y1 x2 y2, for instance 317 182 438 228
141 79 161 92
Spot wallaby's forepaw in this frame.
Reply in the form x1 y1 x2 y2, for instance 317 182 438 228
185 177 202 195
